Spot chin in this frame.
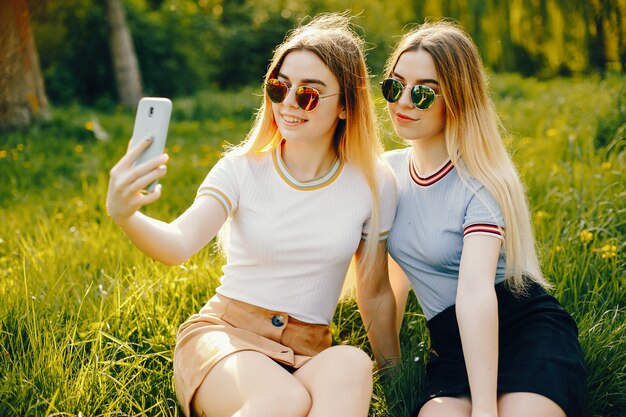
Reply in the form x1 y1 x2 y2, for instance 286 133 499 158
393 125 419 141
396 127 441 142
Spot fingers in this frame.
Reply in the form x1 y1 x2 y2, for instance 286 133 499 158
143 184 161 205
114 136 155 172
130 183 163 207
111 153 168 192
110 136 154 177
107 154 167 217
128 164 168 193
106 170 165 220
132 153 169 179
124 136 153 165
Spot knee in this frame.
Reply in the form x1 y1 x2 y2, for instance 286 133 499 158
326 345 374 382
247 383 312 417
417 397 471 417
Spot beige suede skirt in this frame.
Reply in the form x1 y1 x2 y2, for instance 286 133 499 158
173 293 332 417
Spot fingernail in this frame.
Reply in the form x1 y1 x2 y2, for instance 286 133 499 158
145 136 153 143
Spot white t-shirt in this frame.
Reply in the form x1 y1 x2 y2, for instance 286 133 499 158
196 146 398 324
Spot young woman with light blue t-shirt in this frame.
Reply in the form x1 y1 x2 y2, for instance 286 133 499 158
381 22 586 417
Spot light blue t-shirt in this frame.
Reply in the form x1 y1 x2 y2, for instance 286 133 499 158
386 148 507 320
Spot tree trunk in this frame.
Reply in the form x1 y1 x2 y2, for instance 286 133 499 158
588 1 607 71
618 0 626 71
105 0 143 107
0 0 50 131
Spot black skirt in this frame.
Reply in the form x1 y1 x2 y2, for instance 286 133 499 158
421 281 586 417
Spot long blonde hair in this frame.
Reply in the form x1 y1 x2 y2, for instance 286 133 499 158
384 21 548 292
231 13 384 274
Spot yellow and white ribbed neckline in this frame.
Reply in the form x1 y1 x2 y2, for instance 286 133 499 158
272 145 343 191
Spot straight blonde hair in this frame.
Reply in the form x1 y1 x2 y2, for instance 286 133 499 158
230 13 384 274
384 21 548 292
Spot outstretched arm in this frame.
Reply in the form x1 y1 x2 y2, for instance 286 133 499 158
355 241 401 371
106 137 227 265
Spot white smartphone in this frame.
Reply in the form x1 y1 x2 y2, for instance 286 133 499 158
129 97 172 192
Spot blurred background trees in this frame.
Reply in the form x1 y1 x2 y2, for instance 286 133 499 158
0 0 50 130
105 0 144 107
23 0 625 107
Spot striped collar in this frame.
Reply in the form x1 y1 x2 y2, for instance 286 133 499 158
272 145 343 191
409 156 454 186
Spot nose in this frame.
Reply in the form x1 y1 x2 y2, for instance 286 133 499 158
397 85 414 109
282 85 299 109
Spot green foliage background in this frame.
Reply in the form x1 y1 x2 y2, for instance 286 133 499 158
29 0 625 105
2 0 625 415
0 74 624 416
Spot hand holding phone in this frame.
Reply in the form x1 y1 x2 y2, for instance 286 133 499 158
129 97 172 192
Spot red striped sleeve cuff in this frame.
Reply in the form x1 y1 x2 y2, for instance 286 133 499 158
463 223 505 240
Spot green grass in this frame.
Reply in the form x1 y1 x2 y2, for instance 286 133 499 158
1 75 624 416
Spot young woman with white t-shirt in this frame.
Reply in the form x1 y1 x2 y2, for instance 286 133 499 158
105 14 400 417
381 22 586 417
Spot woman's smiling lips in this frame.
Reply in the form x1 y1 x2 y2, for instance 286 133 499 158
281 113 307 126
394 111 417 125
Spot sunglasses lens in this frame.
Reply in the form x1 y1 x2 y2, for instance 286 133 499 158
266 79 287 103
295 86 319 111
381 79 403 103
411 85 436 109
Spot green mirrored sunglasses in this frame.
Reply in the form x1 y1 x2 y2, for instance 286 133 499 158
380 78 442 110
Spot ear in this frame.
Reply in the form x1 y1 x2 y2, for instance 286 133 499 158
339 108 347 120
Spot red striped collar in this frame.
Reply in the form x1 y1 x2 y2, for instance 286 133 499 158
409 158 454 186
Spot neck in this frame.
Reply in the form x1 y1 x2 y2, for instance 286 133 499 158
410 134 449 175
281 140 337 181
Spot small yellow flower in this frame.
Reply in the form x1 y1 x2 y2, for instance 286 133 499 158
84 121 94 131
601 162 612 170
600 244 618 259
579 230 593 243
546 128 559 138
535 210 549 221
171 144 182 154
16 144 24 151
0 150 6 159
74 144 84 154
555 245 562 252
521 137 532 145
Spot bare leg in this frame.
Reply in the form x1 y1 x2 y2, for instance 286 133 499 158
192 350 311 417
293 345 373 417
498 392 566 417
417 396 471 417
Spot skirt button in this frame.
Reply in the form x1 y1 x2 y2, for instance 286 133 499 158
271 315 285 327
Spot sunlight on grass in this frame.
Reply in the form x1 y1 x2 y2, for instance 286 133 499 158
1 76 624 416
